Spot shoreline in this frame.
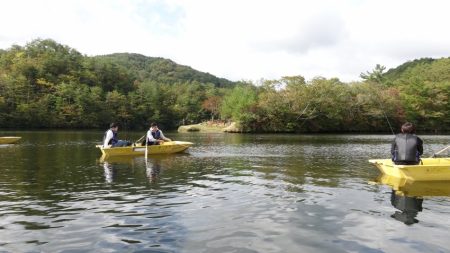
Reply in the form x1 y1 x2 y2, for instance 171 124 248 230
1 126 449 135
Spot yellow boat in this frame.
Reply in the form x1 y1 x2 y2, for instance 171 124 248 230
372 174 450 197
369 158 450 181
0 136 21 144
96 141 193 157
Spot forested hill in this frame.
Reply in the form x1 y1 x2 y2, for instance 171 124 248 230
383 57 450 83
383 58 437 81
0 39 236 129
94 53 234 87
0 38 449 132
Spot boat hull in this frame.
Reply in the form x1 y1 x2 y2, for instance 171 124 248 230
369 158 450 181
373 174 450 197
97 141 193 157
0 137 21 144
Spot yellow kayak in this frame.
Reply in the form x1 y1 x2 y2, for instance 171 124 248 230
372 174 450 197
369 158 450 181
0 136 21 144
96 141 193 157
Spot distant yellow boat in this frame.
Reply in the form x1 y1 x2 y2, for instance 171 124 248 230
369 158 450 181
96 141 193 157
373 174 450 197
0 136 21 144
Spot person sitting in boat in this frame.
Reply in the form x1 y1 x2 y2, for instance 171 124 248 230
103 123 131 148
143 123 172 145
391 122 423 165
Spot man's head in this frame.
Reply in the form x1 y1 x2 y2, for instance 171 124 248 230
401 122 415 134
150 122 158 131
110 122 119 132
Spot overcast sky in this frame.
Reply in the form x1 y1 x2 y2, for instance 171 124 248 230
1 0 449 82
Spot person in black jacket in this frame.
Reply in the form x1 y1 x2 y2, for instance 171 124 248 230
391 122 423 165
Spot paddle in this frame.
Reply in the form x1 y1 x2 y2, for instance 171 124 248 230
135 134 145 145
431 145 450 158
145 133 148 161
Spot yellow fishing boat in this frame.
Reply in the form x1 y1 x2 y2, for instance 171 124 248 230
96 141 193 157
0 136 21 144
369 158 450 181
372 174 450 197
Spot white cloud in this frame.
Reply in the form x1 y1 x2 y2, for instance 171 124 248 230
1 0 449 82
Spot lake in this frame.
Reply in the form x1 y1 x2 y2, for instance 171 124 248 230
0 131 449 253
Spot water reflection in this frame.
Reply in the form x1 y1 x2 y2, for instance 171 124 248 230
374 174 450 225
374 174 450 197
99 154 138 165
99 155 138 183
103 162 114 184
390 190 423 225
99 155 167 183
146 158 161 183
1 131 450 252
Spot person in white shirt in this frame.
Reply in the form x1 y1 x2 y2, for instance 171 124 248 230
103 123 130 148
143 122 172 145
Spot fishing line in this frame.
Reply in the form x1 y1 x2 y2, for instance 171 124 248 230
382 108 395 136
373 85 395 136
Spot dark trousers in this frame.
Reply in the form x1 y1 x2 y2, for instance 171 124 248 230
393 161 420 165
112 140 130 147
141 140 160 146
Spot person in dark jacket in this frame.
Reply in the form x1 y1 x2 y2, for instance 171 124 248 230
391 122 423 165
103 123 130 148
142 123 172 146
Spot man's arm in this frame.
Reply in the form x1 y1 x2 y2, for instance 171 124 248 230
390 138 396 155
417 137 424 155
159 131 171 141
103 130 113 147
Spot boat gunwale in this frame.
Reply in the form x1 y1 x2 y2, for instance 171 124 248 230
96 141 194 157
0 136 22 144
369 158 450 168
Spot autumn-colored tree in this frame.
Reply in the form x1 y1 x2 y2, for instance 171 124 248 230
202 96 221 121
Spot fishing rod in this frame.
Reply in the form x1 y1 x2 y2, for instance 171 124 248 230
431 145 450 158
372 80 395 135
379 101 395 136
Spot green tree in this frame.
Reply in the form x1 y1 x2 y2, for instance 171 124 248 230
360 64 386 84
220 84 258 129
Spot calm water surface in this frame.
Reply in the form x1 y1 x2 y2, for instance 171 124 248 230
0 131 449 253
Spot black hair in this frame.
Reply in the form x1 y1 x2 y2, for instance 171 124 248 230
401 122 415 134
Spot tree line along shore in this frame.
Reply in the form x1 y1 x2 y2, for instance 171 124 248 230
1 39 449 133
